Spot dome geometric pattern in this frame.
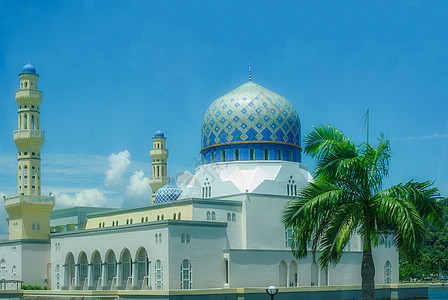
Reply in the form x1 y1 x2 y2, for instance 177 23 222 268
201 82 301 150
155 184 183 203
21 62 37 74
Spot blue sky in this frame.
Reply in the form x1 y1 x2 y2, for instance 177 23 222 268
0 0 447 233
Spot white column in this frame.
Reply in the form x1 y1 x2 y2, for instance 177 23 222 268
147 261 151 289
74 264 80 289
63 264 68 290
87 263 93 290
131 261 137 289
101 263 107 289
116 262 122 289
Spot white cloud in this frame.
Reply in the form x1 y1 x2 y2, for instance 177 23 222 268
126 171 152 202
54 189 107 209
105 150 131 188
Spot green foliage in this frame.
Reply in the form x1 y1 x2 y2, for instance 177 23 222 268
22 284 49 290
400 198 448 281
283 124 443 267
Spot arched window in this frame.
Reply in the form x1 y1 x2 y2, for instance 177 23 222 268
112 221 115 226
159 233 162 243
0 260 6 280
384 261 392 284
130 219 133 224
157 215 160 221
289 260 298 287
116 220 119 226
37 223 40 230
279 261 287 287
106 250 117 287
178 212 181 220
79 252 88 288
161 215 164 220
32 223 36 230
180 259 192 289
181 233 185 243
126 219 129 224
92 251 102 287
136 248 148 287
155 234 159 243
102 222 105 227
55 264 61 290
186 234 191 244
155 260 163 290
65 253 75 290
31 115 34 129
311 260 318 286
145 217 148 222
206 211 211 220
157 166 160 177
141 217 144 223
227 213 231 222
212 211 216 221
121 249 131 289
232 213 236 222
173 213 176 220
24 114 27 129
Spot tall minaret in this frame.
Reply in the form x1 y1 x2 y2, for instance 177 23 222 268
149 130 170 202
4 62 55 240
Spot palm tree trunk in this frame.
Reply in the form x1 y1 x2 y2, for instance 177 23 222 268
361 251 375 300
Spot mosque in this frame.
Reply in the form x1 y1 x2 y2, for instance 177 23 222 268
0 62 398 291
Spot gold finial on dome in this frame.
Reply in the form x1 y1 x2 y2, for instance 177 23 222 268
249 62 252 82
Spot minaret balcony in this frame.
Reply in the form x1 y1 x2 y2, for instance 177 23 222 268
14 130 45 147
4 194 55 206
15 89 42 101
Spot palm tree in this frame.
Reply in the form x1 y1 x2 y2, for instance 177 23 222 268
283 124 443 300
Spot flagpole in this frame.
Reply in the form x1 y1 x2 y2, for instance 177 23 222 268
367 109 369 145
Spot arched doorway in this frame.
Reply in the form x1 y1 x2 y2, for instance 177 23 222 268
311 260 318 286
279 260 287 287
121 248 132 289
78 252 88 290
106 250 117 289
65 252 75 290
289 260 298 287
136 247 148 289
91 251 102 289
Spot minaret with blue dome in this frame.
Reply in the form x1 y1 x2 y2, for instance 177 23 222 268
149 130 170 203
200 80 302 164
3 62 55 241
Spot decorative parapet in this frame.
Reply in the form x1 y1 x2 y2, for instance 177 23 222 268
4 194 55 205
13 130 45 140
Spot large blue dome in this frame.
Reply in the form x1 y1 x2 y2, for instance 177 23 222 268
21 62 37 74
200 81 301 163
155 184 183 203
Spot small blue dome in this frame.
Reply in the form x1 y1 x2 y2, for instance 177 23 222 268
21 62 37 74
154 129 165 138
155 184 182 203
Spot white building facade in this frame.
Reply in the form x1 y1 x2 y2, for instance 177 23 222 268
0 63 399 291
